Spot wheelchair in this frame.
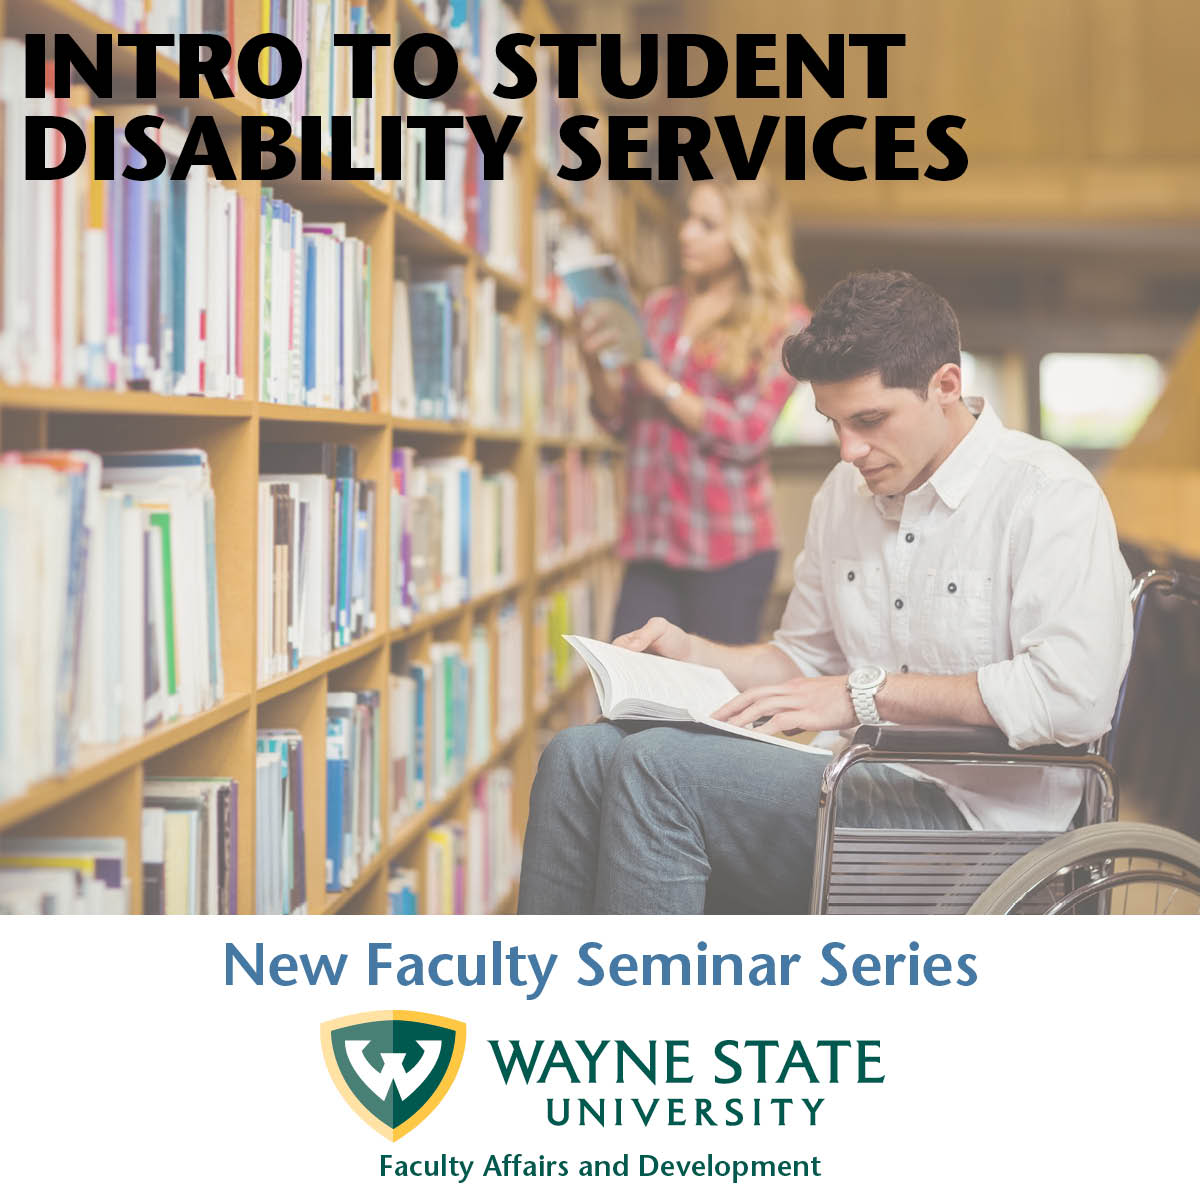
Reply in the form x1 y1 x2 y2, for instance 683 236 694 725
810 568 1200 915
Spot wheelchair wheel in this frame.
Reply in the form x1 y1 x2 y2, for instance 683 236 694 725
967 822 1200 914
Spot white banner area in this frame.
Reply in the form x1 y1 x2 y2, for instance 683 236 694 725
1 917 1194 1198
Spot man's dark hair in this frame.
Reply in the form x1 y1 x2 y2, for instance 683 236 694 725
781 270 961 394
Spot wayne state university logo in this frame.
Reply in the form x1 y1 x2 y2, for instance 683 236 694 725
321 1011 466 1141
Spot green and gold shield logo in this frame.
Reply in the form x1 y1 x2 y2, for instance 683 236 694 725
321 1010 466 1141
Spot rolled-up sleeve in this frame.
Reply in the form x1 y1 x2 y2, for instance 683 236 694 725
771 481 849 677
976 475 1132 749
697 346 797 464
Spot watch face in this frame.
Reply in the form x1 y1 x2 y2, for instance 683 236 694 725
849 665 886 691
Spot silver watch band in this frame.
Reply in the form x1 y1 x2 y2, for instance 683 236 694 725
851 689 880 724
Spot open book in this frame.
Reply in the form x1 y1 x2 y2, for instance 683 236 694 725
564 636 831 757
558 254 652 368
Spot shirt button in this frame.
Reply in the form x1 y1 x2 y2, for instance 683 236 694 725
847 570 855 581
905 532 915 543
947 582 957 593
894 598 904 610
900 664 909 673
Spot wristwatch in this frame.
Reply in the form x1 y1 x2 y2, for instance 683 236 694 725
847 665 887 724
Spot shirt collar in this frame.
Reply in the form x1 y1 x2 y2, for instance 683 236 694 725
927 395 1003 509
856 395 1003 513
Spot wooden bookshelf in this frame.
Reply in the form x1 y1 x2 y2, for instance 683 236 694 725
0 0 674 915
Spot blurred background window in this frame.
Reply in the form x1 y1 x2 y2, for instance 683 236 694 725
1038 352 1165 449
771 381 834 447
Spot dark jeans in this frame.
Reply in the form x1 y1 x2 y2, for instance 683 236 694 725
612 550 779 644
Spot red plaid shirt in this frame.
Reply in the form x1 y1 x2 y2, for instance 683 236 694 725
600 287 810 569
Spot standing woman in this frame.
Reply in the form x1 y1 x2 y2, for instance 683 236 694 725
581 175 808 644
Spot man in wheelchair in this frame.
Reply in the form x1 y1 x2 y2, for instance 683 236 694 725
518 270 1133 914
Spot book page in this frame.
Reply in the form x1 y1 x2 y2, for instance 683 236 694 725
565 636 738 716
697 715 833 757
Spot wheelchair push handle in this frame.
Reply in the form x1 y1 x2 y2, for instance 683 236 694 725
1173 570 1200 605
1132 566 1200 609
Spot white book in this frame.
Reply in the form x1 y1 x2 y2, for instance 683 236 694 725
273 204 289 405
473 276 496 424
59 156 80 387
228 183 241 396
146 520 170 722
391 272 416 417
183 164 208 395
564 636 833 756
30 99 55 386
467 805 485 915
118 494 145 740
289 204 303 404
0 868 79 914
388 673 415 822
144 780 220 915
341 237 354 409
0 41 28 382
257 482 270 682
77 489 107 747
205 179 227 397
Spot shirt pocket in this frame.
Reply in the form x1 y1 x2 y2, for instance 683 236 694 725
832 556 885 660
920 566 994 672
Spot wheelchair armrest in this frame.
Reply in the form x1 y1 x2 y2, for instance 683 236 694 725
847 725 1090 758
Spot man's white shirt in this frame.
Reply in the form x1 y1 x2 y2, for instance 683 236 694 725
771 396 1133 830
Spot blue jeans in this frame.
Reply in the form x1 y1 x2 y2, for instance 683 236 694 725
517 721 968 914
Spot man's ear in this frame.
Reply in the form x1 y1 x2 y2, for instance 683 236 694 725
928 362 962 408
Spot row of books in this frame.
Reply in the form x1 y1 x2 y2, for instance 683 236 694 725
392 268 524 427
470 275 524 429
392 263 468 421
422 766 520 914
389 610 522 824
260 0 381 170
327 689 383 892
532 188 599 318
392 92 521 272
65 2 235 63
0 448 224 802
536 451 619 569
260 189 377 410
411 0 524 111
256 729 307 914
534 318 601 439
533 564 620 711
257 441 377 683
389 632 490 820
3 773 237 915
143 776 238 915
250 0 524 261
0 50 245 394
0 835 128 913
390 451 517 625
495 603 525 743
0 723 518 915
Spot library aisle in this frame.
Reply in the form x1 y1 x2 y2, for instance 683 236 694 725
0 0 671 913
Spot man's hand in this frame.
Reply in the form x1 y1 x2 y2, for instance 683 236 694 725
613 617 693 661
711 674 855 734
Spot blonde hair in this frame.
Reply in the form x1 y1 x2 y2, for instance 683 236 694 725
684 174 804 380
